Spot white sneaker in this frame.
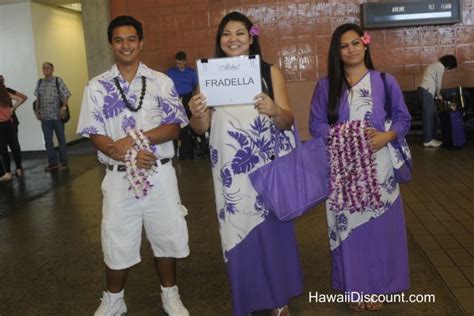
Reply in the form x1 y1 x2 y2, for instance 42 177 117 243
423 140 442 147
432 139 443 147
161 285 189 316
94 291 127 316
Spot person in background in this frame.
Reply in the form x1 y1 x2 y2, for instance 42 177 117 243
309 23 411 311
166 51 204 160
0 75 27 177
34 62 71 171
0 81 16 181
189 11 303 316
417 54 458 147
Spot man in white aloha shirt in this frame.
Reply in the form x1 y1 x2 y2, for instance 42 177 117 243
76 15 190 316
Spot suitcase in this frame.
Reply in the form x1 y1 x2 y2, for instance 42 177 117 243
439 111 466 149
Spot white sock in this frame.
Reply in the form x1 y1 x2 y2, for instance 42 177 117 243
107 289 124 302
161 285 177 293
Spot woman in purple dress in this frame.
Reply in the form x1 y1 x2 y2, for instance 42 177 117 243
309 23 411 311
189 11 303 316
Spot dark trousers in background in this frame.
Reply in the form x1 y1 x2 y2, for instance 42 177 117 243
0 120 21 174
417 87 440 143
179 93 195 160
178 93 209 160
41 119 68 166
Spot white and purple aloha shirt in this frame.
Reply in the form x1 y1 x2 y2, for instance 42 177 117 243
76 63 188 165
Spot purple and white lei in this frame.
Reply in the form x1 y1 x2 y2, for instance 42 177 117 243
327 120 382 213
124 129 156 199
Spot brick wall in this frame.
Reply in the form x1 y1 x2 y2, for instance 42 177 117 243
110 0 474 138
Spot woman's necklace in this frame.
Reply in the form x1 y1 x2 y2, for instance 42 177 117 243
114 76 146 112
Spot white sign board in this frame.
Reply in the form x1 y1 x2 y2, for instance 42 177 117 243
196 55 262 106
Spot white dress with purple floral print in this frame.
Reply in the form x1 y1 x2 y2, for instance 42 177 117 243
76 63 188 164
209 104 296 260
327 73 399 251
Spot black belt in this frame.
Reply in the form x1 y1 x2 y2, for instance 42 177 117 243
107 158 170 172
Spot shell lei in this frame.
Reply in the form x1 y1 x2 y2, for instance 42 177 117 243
124 129 156 199
327 120 382 213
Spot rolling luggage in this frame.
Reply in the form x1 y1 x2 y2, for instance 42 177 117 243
439 110 466 149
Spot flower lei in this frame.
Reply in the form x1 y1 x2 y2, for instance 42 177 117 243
327 120 382 213
249 24 260 37
124 129 156 199
361 31 371 45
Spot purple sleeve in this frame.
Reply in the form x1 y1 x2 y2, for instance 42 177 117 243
309 78 331 139
159 80 189 127
386 73 411 141
192 69 198 89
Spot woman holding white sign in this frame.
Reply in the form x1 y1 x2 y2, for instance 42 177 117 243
189 11 302 316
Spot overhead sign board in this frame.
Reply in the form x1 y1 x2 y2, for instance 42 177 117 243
361 1 462 29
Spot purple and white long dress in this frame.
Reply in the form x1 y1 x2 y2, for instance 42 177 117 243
209 104 303 316
327 73 409 294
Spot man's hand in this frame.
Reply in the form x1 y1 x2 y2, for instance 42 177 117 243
136 150 157 169
107 136 133 161
59 106 68 119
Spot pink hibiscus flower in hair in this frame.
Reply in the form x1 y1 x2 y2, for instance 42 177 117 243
249 24 260 37
361 31 371 45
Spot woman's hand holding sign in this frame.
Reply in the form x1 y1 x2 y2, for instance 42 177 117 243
254 92 282 118
189 93 211 135
189 93 207 118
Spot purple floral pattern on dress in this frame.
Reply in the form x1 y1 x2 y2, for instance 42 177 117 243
254 195 269 218
231 146 259 175
336 213 348 231
226 202 237 214
360 88 370 98
216 115 296 226
219 208 225 221
381 174 397 195
221 168 232 188
355 88 372 112
210 145 218 168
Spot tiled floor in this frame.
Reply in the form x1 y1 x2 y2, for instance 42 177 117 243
401 135 474 314
0 135 472 315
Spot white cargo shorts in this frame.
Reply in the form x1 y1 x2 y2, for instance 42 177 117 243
100 162 189 270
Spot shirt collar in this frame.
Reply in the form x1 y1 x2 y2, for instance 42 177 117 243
104 62 154 81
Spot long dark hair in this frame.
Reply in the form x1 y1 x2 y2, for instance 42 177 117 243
214 12 274 97
214 11 262 58
327 23 374 124
0 81 11 108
